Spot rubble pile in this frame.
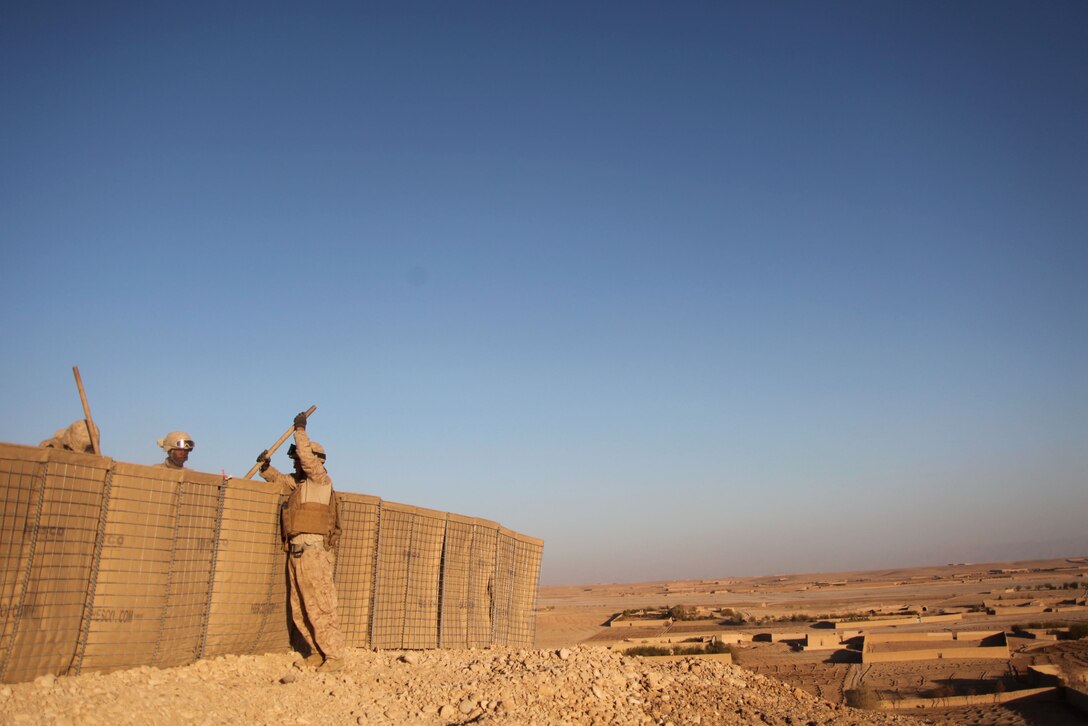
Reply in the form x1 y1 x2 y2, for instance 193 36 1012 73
0 646 921 725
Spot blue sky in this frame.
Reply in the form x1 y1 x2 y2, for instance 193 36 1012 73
2 2 1085 585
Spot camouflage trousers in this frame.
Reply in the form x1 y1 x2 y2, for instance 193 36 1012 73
287 541 345 659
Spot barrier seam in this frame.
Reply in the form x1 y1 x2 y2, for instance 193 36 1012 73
369 504 383 647
506 538 515 647
489 537 498 646
502 538 514 646
437 518 449 649
151 479 183 665
507 543 516 645
403 513 414 648
496 536 504 644
465 526 474 648
0 460 48 681
252 489 279 653
198 475 229 659
71 463 113 675
472 526 487 648
367 502 381 648
529 545 540 646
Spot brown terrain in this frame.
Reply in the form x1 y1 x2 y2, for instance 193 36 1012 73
536 557 1088 725
2 557 1086 725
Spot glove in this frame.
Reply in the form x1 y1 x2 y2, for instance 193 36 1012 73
293 411 308 429
256 449 269 464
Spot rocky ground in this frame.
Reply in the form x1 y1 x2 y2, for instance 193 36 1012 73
0 646 927 726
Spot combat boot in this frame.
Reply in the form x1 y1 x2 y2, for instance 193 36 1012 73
317 657 343 673
294 652 324 669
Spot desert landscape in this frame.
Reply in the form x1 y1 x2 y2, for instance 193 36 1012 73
535 556 1088 725
3 557 1086 725
4 1 1085 723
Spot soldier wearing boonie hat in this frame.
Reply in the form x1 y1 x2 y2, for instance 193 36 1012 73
156 431 194 469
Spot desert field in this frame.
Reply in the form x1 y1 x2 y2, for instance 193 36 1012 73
3 557 1085 725
534 557 1088 725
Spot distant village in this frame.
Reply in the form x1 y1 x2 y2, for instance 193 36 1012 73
547 558 1088 714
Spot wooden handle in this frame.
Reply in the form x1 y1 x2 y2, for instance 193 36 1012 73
243 405 317 479
72 366 101 455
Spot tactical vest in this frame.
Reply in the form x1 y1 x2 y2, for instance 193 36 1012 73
281 486 336 539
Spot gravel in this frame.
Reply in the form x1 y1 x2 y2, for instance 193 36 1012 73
0 646 927 725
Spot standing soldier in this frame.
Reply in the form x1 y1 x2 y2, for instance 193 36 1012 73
256 411 344 672
156 431 194 469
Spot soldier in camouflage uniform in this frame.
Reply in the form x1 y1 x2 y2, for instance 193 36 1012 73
155 431 194 469
39 419 99 452
256 412 344 672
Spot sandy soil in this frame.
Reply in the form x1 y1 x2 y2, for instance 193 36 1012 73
0 646 922 726
2 557 1084 725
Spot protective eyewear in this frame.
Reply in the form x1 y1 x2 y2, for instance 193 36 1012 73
287 444 325 461
171 440 195 451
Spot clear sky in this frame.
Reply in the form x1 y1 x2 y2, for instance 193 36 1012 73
2 2 1085 586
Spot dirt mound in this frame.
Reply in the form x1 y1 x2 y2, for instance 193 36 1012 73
0 646 919 725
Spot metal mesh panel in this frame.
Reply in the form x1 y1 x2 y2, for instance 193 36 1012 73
0 445 106 682
371 503 412 648
507 533 543 647
468 521 498 648
202 478 288 658
402 507 445 649
334 493 380 648
438 515 474 648
77 464 179 673
0 446 46 682
154 474 220 667
371 503 446 649
492 529 517 646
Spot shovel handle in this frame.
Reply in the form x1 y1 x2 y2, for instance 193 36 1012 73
72 366 101 455
244 405 316 479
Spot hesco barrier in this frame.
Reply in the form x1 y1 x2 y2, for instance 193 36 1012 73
0 443 543 683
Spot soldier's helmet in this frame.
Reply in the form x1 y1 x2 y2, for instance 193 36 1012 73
157 431 195 452
288 441 326 461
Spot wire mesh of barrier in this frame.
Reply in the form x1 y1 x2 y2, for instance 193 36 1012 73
402 506 446 650
77 464 180 673
439 516 512 648
0 448 49 683
371 502 449 649
334 493 380 648
202 477 288 658
439 514 475 648
468 522 498 647
72 466 233 674
157 477 220 667
370 502 412 648
508 532 544 647
492 529 517 646
490 529 543 646
0 446 108 682
0 443 543 683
